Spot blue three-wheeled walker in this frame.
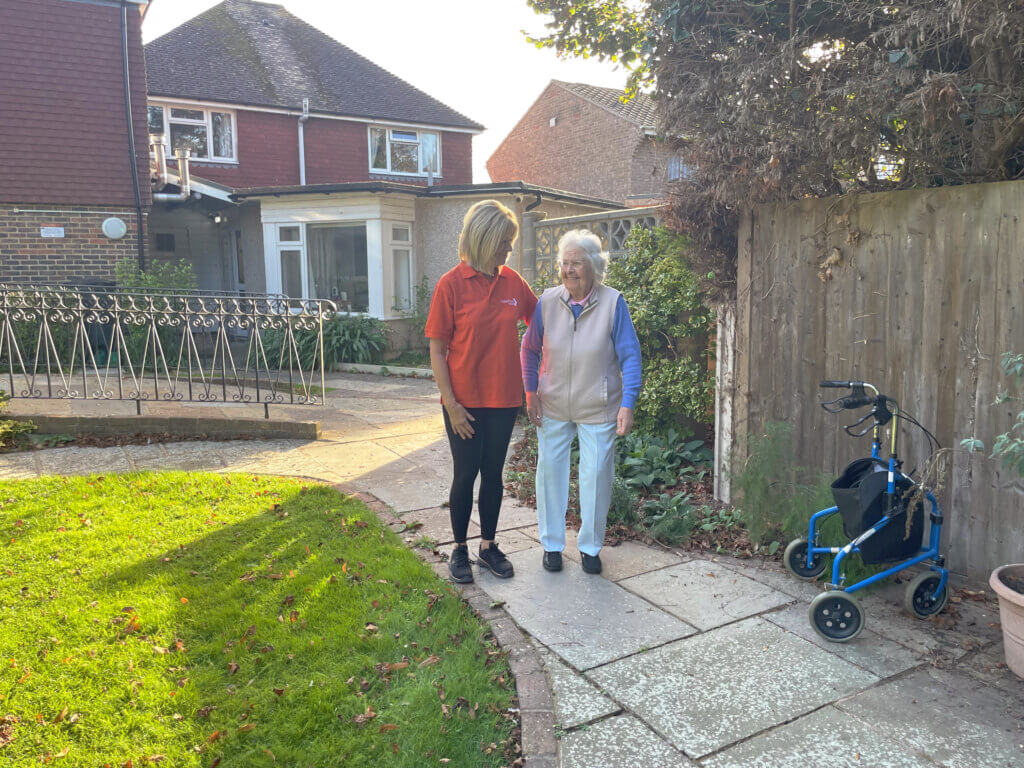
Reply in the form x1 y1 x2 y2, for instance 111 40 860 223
783 380 949 642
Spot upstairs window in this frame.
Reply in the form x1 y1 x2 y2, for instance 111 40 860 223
667 155 691 181
368 126 440 176
148 103 237 163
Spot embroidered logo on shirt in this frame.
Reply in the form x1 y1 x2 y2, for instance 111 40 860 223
499 298 519 307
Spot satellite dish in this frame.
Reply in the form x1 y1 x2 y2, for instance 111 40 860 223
102 217 129 240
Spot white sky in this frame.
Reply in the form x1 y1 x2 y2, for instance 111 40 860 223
143 0 630 183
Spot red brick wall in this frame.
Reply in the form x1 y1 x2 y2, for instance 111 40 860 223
0 205 147 285
486 83 640 204
0 0 151 207
174 111 473 189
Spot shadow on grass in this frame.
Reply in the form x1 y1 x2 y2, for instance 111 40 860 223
88 478 514 767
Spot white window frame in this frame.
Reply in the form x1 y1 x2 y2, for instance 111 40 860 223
387 222 415 317
276 224 307 300
149 101 238 164
367 126 441 178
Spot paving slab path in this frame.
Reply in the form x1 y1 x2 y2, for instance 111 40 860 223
2 373 1022 767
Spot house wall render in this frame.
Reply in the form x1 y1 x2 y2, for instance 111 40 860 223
721 179 1024 582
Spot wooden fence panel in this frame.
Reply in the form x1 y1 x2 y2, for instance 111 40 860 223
723 180 1024 581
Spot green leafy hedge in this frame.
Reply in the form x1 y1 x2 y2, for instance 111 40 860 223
606 227 714 432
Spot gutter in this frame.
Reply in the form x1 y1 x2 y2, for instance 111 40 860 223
298 98 310 185
120 0 145 269
232 182 620 210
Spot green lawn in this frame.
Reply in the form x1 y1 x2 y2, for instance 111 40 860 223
0 474 515 767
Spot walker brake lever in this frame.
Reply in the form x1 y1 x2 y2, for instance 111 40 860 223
843 410 875 437
821 397 846 414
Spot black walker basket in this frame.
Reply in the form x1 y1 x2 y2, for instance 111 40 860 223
830 458 924 565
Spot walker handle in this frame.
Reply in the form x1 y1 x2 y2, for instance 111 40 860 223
820 380 851 388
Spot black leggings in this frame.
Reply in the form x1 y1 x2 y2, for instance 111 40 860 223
443 406 519 544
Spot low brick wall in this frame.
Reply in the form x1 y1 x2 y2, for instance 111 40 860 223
25 415 321 441
0 204 147 284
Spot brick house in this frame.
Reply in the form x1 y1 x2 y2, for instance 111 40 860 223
0 0 152 285
0 0 620 342
487 80 684 207
143 0 617 339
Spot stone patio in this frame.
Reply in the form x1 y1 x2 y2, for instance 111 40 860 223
2 372 1022 767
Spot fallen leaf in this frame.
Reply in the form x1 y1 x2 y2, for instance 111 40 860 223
419 654 442 667
228 662 239 675
272 687 286 696
261 748 275 762
180 597 188 604
237 723 255 733
364 623 378 633
289 610 299 623
207 730 224 743
386 662 409 671
54 707 69 723
281 595 295 606
152 646 169 655
351 705 377 726
379 723 398 732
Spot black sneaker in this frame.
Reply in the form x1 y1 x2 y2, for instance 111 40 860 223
478 543 514 578
542 551 563 572
581 553 602 574
449 544 473 584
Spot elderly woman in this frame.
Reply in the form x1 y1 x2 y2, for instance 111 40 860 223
521 229 642 574
425 200 538 584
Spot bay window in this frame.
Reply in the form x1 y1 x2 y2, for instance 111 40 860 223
148 103 237 163
368 126 441 176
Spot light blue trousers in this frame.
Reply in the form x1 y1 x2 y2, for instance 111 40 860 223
536 417 618 557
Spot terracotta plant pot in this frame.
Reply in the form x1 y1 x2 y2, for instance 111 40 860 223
990 563 1024 679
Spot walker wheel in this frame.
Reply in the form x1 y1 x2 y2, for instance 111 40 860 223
809 591 865 643
904 571 949 618
783 538 827 580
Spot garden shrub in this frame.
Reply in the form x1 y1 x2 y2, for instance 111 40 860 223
261 314 389 370
963 352 1024 476
0 390 34 448
606 226 714 432
608 476 641 526
113 258 198 369
640 490 696 545
731 421 881 582
115 258 198 293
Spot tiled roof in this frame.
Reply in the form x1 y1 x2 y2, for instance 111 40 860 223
144 0 483 131
554 81 657 129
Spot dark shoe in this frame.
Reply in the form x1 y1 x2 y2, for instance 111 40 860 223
449 544 473 583
581 553 602 574
542 551 563 572
478 543 514 578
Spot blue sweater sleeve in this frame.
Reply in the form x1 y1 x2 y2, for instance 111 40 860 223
612 295 642 409
520 299 545 393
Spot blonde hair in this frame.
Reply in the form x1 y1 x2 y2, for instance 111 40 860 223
458 200 519 272
557 229 608 284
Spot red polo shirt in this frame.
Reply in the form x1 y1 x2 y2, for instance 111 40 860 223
425 262 538 408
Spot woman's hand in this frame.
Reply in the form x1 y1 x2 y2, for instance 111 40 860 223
445 401 476 439
526 392 543 427
616 407 634 437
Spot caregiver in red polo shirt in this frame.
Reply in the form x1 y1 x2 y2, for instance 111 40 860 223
425 200 538 584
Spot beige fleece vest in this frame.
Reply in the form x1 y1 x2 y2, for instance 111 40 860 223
537 283 622 424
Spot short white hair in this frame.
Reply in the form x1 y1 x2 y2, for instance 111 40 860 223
557 229 608 284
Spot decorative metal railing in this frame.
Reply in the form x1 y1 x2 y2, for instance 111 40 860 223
529 205 664 285
0 285 337 415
